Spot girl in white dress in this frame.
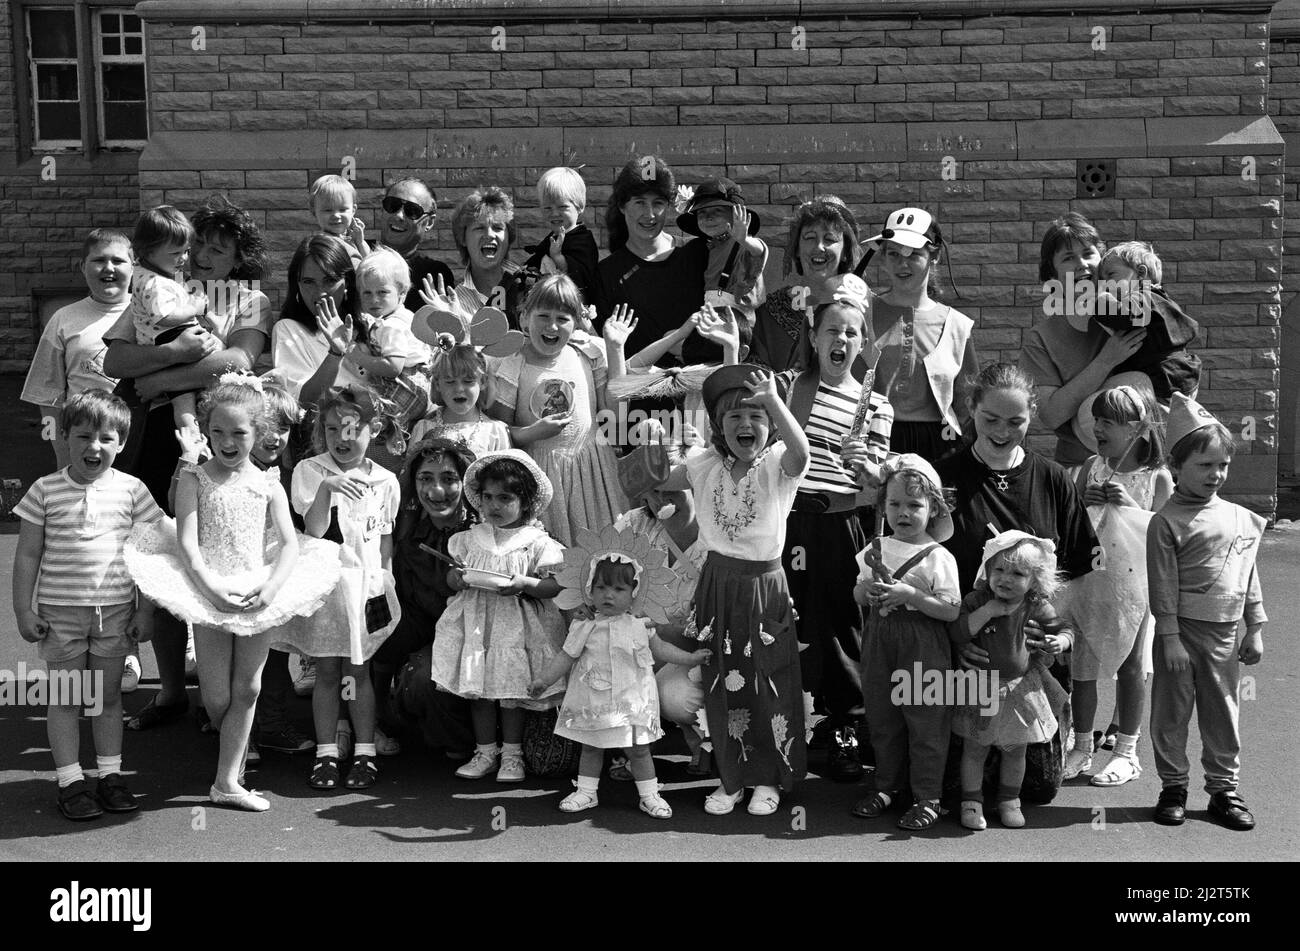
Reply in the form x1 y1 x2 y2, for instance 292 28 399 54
1064 385 1172 786
430 449 567 783
529 527 711 819
276 387 402 792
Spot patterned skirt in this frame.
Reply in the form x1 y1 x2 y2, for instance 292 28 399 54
692 552 806 793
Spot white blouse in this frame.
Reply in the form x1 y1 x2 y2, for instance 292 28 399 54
685 443 807 561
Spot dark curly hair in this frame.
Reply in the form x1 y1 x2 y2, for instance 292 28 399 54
191 194 269 281
472 457 540 521
605 155 675 253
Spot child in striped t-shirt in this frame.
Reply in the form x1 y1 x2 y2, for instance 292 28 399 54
779 277 893 781
12 390 163 822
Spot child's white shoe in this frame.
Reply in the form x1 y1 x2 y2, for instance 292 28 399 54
1091 752 1141 787
455 748 500 780
1063 748 1092 780
639 793 673 819
997 798 1025 828
704 785 743 815
960 800 986 831
559 789 599 813
496 751 526 783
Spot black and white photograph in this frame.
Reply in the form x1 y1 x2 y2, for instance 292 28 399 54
0 0 1293 909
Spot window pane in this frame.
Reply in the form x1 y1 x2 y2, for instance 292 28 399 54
103 36 121 56
100 12 120 35
124 14 141 32
102 64 145 101
104 102 146 140
37 102 80 140
30 11 77 59
125 36 142 56
36 64 79 101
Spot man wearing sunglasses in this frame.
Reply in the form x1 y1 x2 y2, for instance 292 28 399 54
376 178 456 312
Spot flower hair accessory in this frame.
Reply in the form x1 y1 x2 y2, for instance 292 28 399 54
552 525 678 623
412 303 526 357
217 370 264 393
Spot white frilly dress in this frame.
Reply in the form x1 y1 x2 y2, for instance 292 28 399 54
554 614 664 748
124 465 342 636
270 453 402 664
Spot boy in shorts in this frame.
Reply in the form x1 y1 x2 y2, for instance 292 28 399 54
12 390 163 820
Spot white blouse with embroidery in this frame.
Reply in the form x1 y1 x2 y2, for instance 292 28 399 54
685 442 807 561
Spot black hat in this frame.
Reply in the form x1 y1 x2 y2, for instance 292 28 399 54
677 177 762 238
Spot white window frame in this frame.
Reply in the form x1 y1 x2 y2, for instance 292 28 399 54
26 5 82 150
93 6 148 148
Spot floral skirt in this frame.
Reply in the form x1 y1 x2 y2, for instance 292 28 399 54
692 552 806 793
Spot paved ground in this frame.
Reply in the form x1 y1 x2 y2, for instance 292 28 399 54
1 530 1296 862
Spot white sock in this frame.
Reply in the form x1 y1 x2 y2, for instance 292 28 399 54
576 775 599 795
96 755 122 778
354 742 377 757
477 743 500 757
501 742 523 758
635 778 660 799
55 764 84 788
1113 732 1139 758
316 743 339 759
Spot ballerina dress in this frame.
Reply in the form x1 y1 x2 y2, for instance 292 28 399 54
272 453 402 664
1066 457 1160 680
429 522 567 710
554 615 665 749
124 465 341 636
488 335 627 547
952 590 1069 749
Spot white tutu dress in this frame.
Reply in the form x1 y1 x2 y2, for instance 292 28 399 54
124 465 342 636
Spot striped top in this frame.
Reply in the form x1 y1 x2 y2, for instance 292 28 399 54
800 379 894 496
13 469 163 606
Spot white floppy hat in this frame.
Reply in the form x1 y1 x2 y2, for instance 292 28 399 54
463 449 554 517
1071 372 1157 454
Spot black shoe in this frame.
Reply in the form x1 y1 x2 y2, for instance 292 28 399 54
95 774 140 813
1154 786 1187 826
58 780 104 821
257 725 314 754
1207 790 1255 831
827 727 865 783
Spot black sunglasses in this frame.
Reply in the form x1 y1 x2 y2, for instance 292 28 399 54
382 196 432 219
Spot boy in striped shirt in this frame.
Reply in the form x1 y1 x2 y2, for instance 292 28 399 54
12 390 163 821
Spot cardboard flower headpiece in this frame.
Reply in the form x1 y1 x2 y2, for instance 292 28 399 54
412 303 526 357
552 525 679 624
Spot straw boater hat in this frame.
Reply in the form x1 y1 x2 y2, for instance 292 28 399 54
882 453 954 543
1165 391 1220 451
462 448 553 516
1071 371 1157 454
975 530 1057 585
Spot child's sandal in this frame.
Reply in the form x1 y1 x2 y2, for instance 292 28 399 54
309 756 340 789
639 793 673 820
559 789 599 813
850 790 894 819
1091 753 1141 787
344 754 378 789
898 801 941 831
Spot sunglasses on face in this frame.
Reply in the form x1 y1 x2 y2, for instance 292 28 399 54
382 196 431 219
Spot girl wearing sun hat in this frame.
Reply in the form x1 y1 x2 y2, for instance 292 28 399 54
862 207 979 463
654 362 812 816
429 448 569 783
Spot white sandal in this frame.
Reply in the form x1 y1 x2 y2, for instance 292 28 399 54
1062 748 1093 780
559 789 599 813
639 793 673 819
704 786 744 815
747 785 781 816
1091 752 1141 787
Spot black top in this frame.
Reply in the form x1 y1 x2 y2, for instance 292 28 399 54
523 224 600 306
397 249 456 314
935 444 1098 593
592 238 720 366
